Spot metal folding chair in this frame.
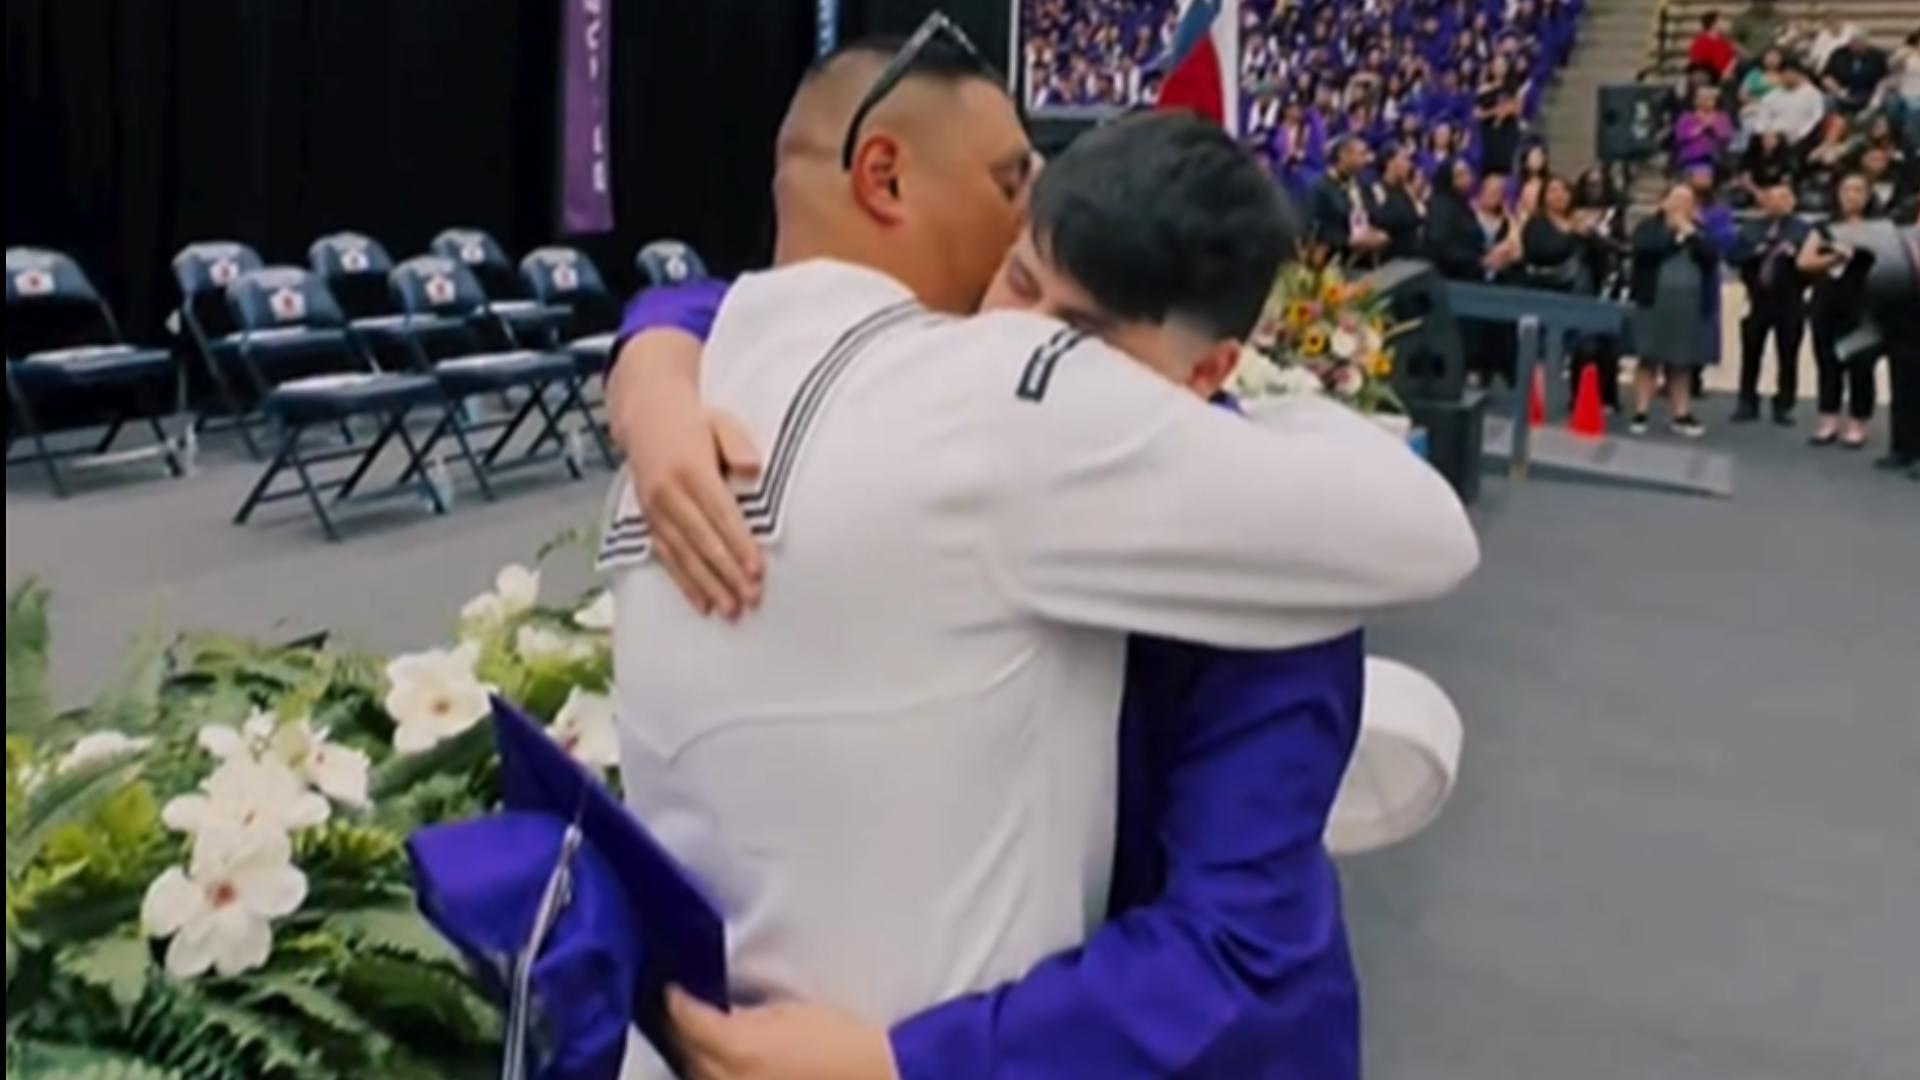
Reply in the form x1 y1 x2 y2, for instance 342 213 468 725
431 228 572 348
172 242 270 457
5 248 184 495
388 256 597 499
225 267 460 542
519 247 621 467
634 239 709 289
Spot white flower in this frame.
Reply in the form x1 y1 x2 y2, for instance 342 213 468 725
1362 325 1386 357
269 719 371 809
550 688 619 771
1330 328 1361 360
141 826 308 979
162 754 331 837
515 625 596 665
458 564 542 630
1331 363 1367 397
384 643 492 755
197 710 277 761
57 732 152 775
573 591 615 632
1275 365 1327 397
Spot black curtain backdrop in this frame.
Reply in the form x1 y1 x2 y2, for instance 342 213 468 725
5 0 1009 337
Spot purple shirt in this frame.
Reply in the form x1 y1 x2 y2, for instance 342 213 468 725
617 282 1363 1080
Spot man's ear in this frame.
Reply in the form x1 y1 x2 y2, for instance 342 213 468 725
1189 339 1243 400
849 133 908 225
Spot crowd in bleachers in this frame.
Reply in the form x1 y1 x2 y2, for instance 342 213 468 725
1678 11 1919 216
1023 0 1178 109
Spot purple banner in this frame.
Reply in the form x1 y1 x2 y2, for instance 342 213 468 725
560 0 614 234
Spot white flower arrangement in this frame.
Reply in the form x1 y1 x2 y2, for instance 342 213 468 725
56 731 153 775
140 825 308 979
458 564 542 631
549 688 619 771
384 643 493 756
573 590 615 632
514 625 597 665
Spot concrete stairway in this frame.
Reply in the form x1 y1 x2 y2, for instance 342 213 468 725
1652 0 1915 78
1539 0 1665 176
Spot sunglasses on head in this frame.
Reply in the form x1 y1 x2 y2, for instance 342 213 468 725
840 11 990 171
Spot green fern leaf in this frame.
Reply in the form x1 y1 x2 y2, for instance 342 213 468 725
323 906 458 965
239 977 392 1064
4 1041 185 1080
87 628 170 738
8 755 145 884
369 723 493 801
57 936 151 1011
129 984 326 1080
6 581 54 740
340 953 501 1045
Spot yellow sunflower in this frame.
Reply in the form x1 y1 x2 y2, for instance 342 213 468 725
1301 326 1331 357
1284 300 1317 330
1320 282 1347 308
1367 351 1394 379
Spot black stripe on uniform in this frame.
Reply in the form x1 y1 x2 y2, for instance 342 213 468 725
1016 328 1088 403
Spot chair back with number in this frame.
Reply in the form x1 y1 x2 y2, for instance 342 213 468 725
634 240 708 288
309 233 399 320
5 248 124 358
223 268 362 395
521 247 617 332
173 242 266 352
432 228 527 304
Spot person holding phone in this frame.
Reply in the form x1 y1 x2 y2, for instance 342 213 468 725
1798 173 1879 448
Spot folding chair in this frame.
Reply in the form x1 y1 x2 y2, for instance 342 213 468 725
310 232 464 358
519 247 620 467
172 242 269 456
430 228 572 347
225 267 455 542
388 256 596 499
634 239 710 289
5 248 184 495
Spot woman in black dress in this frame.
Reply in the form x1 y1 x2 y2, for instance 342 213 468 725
1476 56 1524 176
1796 173 1879 448
1629 185 1719 437
1426 158 1487 281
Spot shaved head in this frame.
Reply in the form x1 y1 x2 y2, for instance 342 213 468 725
770 40 1033 315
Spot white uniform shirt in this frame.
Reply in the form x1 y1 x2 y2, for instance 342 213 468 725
601 260 1476 1031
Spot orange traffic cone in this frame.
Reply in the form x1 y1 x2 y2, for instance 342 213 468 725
1569 364 1607 439
1528 366 1547 426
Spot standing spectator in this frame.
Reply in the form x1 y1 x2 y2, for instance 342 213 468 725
1370 143 1429 261
1822 32 1890 115
1688 163 1740 394
1731 0 1787 58
1752 63 1826 146
1468 173 1525 385
1269 100 1328 201
1426 161 1485 285
1573 168 1631 412
1731 181 1814 425
1675 84 1738 173
1309 138 1391 262
1798 174 1879 448
1522 175 1588 290
1629 185 1718 437
1689 13 1739 82
1515 143 1553 218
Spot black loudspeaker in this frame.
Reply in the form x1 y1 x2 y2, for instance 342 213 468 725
1595 84 1669 165
1361 259 1483 503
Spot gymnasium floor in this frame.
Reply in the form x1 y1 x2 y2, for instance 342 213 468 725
7 412 1917 1080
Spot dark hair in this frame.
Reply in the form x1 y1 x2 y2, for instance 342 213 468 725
1700 12 1720 30
1028 113 1294 340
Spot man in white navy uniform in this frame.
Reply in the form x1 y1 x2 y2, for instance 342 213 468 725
603 35 1478 1076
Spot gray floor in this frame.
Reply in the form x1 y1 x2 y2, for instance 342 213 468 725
7 415 1919 1079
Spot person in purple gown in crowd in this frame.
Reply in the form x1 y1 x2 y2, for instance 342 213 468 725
1270 99 1328 202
